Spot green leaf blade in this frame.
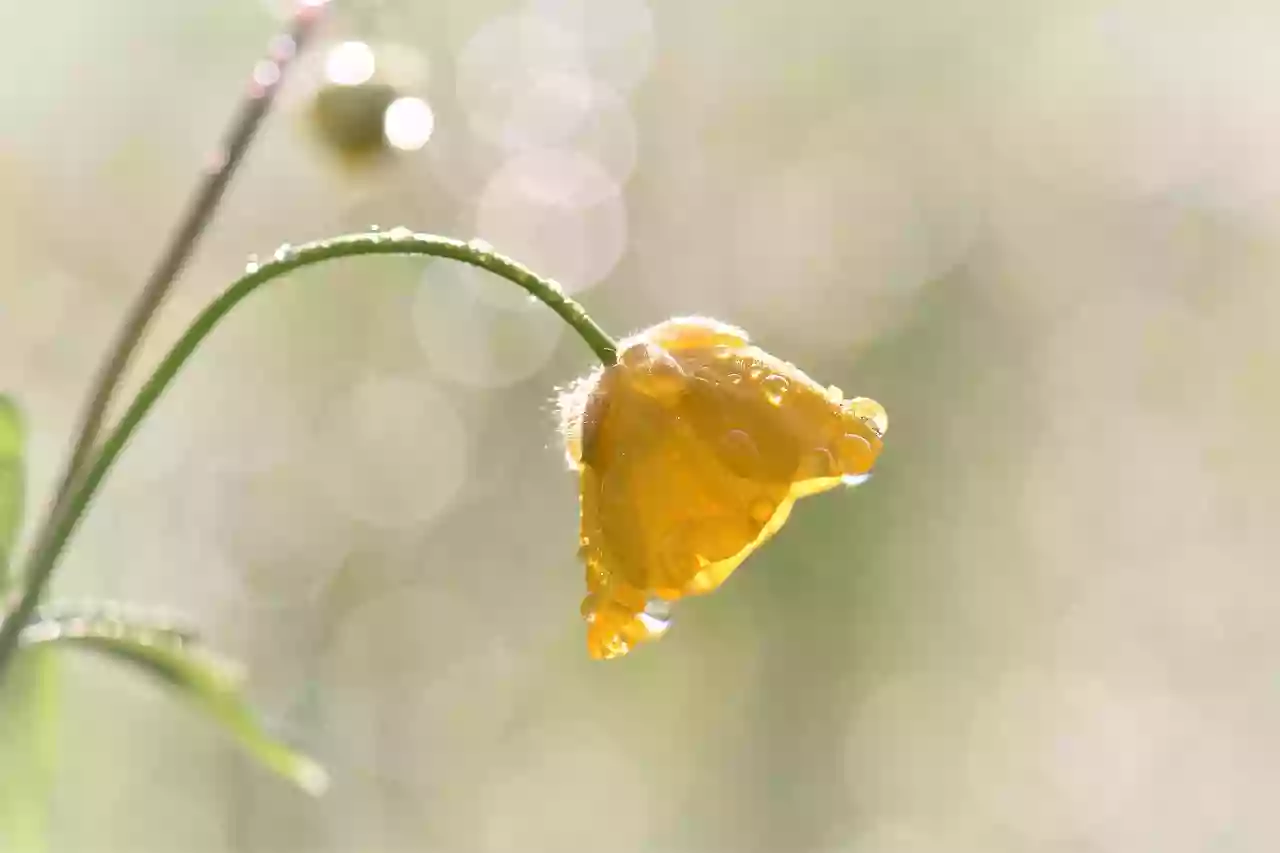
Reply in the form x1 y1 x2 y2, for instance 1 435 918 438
0 649 60 853
0 395 26 592
21 613 328 796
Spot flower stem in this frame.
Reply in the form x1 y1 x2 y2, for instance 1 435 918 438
0 231 618 677
50 3 326 511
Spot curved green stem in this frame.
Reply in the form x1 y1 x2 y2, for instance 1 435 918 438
0 231 618 677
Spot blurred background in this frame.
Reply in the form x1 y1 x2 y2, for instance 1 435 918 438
3 0 1280 850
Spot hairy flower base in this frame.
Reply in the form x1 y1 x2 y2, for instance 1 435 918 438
559 317 887 660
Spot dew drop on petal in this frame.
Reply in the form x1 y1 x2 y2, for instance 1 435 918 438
621 343 686 401
761 374 790 405
847 397 888 437
639 597 673 634
799 446 839 480
383 96 435 151
719 429 759 475
838 432 875 476
749 497 776 524
842 472 873 487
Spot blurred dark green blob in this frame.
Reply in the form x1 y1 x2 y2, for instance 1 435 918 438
308 82 400 166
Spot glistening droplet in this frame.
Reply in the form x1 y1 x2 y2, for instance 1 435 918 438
761 374 789 405
847 397 888 437
799 446 838 480
720 429 759 476
749 497 776 524
639 597 673 635
838 432 875 476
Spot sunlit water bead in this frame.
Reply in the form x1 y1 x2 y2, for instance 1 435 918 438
473 150 627 297
638 596 673 635
292 38 435 165
307 374 469 529
412 261 565 389
382 95 435 151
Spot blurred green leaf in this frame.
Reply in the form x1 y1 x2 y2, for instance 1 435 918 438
0 649 60 853
21 614 328 796
0 395 26 592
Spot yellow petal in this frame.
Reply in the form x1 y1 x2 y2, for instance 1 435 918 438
560 317 887 660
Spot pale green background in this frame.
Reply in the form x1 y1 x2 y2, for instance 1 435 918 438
2 0 1280 850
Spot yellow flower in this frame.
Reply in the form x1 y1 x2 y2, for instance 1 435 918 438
558 317 887 660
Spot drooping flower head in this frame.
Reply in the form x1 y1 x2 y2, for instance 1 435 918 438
558 317 887 660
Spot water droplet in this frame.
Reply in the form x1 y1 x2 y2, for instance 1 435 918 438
268 34 297 62
847 397 888 437
761 374 789 405
749 497 777 524
384 96 435 151
244 254 260 274
386 226 413 240
799 446 838 479
639 597 673 635
467 238 494 254
826 385 844 404
252 60 281 89
604 635 630 658
622 343 686 400
838 432 874 472
619 342 652 371
720 429 759 476
727 373 743 385
368 224 381 233
273 243 293 262
835 432 878 485
748 366 765 381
